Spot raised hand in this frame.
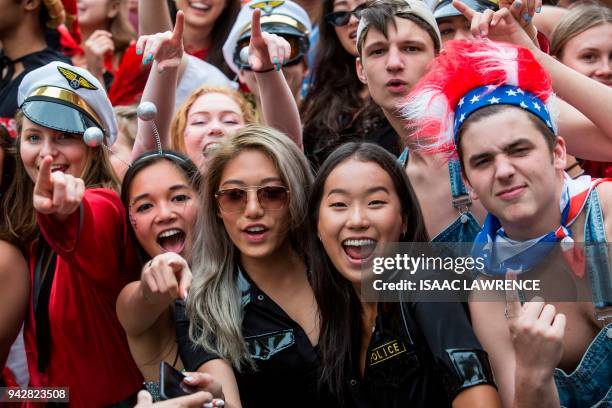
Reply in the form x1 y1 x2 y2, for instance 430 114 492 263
33 156 85 216
84 30 115 78
140 252 192 306
247 8 292 72
136 10 185 72
498 0 541 28
453 0 536 48
504 273 565 375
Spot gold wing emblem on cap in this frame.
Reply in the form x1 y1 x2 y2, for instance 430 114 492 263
57 66 98 91
249 0 284 15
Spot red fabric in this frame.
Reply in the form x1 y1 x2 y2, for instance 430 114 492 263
186 47 209 61
58 24 83 58
536 30 550 55
61 0 82 45
108 43 152 106
0 117 18 138
2 367 19 387
582 161 612 179
24 188 142 407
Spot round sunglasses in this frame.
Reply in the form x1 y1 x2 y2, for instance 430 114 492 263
325 3 366 27
215 185 290 213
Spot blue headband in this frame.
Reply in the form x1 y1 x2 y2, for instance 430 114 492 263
453 85 555 142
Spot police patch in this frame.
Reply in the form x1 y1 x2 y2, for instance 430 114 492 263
57 66 98 91
369 339 407 366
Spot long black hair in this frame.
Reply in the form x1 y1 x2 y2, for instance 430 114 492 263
300 0 366 162
308 143 428 400
120 150 200 265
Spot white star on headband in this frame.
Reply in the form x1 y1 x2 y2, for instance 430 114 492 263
488 97 500 104
458 97 464 107
486 85 498 91
506 89 517 97
470 95 480 104
533 102 541 111
520 101 528 109
459 113 466 122
516 88 525 95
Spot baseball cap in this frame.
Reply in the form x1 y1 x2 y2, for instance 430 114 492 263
18 61 118 145
222 0 312 75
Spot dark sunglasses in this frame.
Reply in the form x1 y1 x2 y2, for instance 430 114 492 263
325 4 366 27
215 185 290 213
233 34 308 71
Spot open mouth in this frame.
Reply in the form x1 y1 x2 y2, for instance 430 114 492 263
188 1 211 11
50 164 69 173
157 228 186 253
342 238 377 262
349 31 357 40
243 225 269 241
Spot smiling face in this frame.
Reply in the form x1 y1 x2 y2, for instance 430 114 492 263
356 17 436 117
332 0 364 56
175 0 226 30
183 92 245 169
317 158 405 284
216 149 291 261
559 23 612 87
19 117 89 182
460 108 567 240
128 160 198 258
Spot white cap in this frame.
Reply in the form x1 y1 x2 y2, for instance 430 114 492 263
222 0 312 75
356 0 441 54
18 61 119 145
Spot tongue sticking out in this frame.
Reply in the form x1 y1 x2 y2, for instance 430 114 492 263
158 232 186 253
343 243 376 260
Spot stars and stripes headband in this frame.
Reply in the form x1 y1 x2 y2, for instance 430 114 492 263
454 85 555 140
401 39 558 156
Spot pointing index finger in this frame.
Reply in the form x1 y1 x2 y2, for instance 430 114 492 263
173 10 185 42
251 8 262 40
35 156 54 193
452 0 476 20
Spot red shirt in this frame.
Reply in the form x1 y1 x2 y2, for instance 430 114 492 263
24 188 142 407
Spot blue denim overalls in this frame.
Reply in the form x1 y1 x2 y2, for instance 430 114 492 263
553 188 612 408
398 148 481 243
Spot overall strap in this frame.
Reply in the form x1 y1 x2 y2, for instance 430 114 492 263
448 157 472 213
583 184 612 321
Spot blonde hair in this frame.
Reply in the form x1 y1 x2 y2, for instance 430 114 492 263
170 86 257 153
187 125 313 371
551 3 612 59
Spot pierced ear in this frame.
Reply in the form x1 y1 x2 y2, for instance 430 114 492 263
356 57 367 84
